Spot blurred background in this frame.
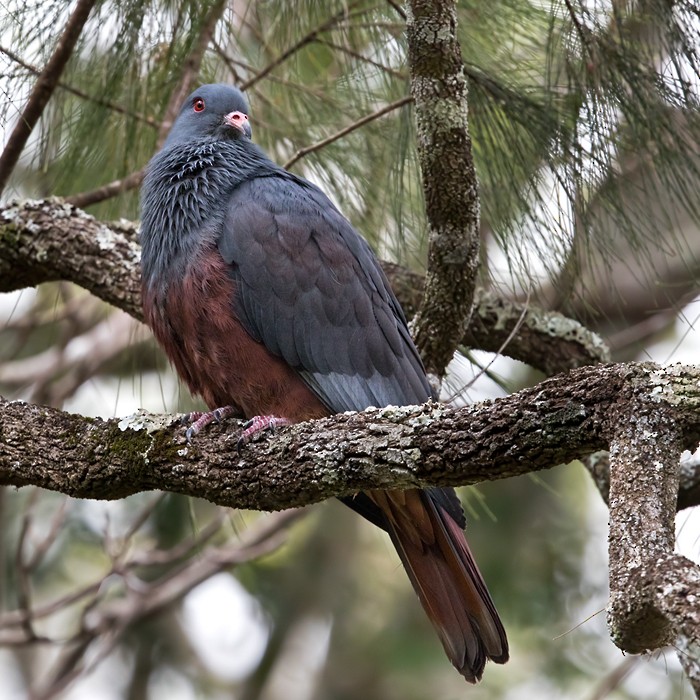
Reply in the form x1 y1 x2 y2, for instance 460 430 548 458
0 0 699 697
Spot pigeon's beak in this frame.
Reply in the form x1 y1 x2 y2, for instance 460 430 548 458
224 111 252 139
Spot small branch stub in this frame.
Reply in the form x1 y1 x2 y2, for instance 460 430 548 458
606 389 698 654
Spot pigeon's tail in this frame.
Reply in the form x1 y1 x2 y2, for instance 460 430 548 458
369 488 509 683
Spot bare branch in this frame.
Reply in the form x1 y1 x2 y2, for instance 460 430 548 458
64 169 145 210
15 490 40 643
29 509 301 700
0 199 608 374
283 96 413 170
0 310 147 405
155 0 229 150
586 657 640 700
0 45 158 127
0 0 98 196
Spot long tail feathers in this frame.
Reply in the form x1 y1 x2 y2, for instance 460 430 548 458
369 488 509 683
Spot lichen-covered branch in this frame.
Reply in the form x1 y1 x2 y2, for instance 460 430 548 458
1 363 698 511
0 199 141 317
587 450 700 512
606 380 700 673
0 199 608 374
406 0 481 376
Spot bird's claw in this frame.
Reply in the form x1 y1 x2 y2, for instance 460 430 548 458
236 415 291 455
181 411 204 426
182 405 236 443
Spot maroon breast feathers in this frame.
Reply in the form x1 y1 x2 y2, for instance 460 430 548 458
143 247 328 422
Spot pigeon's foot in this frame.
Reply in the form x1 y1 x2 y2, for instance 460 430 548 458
237 415 291 453
183 406 236 443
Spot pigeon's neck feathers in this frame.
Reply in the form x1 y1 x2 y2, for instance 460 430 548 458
142 137 276 234
140 137 279 290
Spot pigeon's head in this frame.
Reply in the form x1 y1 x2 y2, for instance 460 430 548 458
163 83 252 149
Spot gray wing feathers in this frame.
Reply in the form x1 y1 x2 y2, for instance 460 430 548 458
218 175 432 413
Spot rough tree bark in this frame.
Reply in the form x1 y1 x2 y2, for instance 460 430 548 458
0 333 698 688
0 362 698 510
406 0 482 377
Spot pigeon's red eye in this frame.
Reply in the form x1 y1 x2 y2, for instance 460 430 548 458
193 98 205 113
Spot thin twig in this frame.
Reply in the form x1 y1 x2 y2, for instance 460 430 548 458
127 511 227 567
241 1 364 91
15 489 40 643
563 0 593 56
213 42 334 103
25 499 70 571
0 579 103 631
384 0 407 20
314 38 406 78
284 95 412 169
586 657 639 700
120 494 167 545
446 291 532 404
64 168 145 208
0 0 98 196
0 45 157 127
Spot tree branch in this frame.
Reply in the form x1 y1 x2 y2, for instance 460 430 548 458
2 360 697 674
0 199 141 316
283 96 413 170
0 45 157 127
155 0 229 150
406 0 481 376
0 199 608 375
1 363 698 510
607 389 700 661
586 450 700 512
64 169 146 210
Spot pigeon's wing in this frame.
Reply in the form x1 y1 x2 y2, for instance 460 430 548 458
217 173 433 413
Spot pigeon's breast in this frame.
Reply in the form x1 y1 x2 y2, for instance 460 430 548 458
142 244 328 420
